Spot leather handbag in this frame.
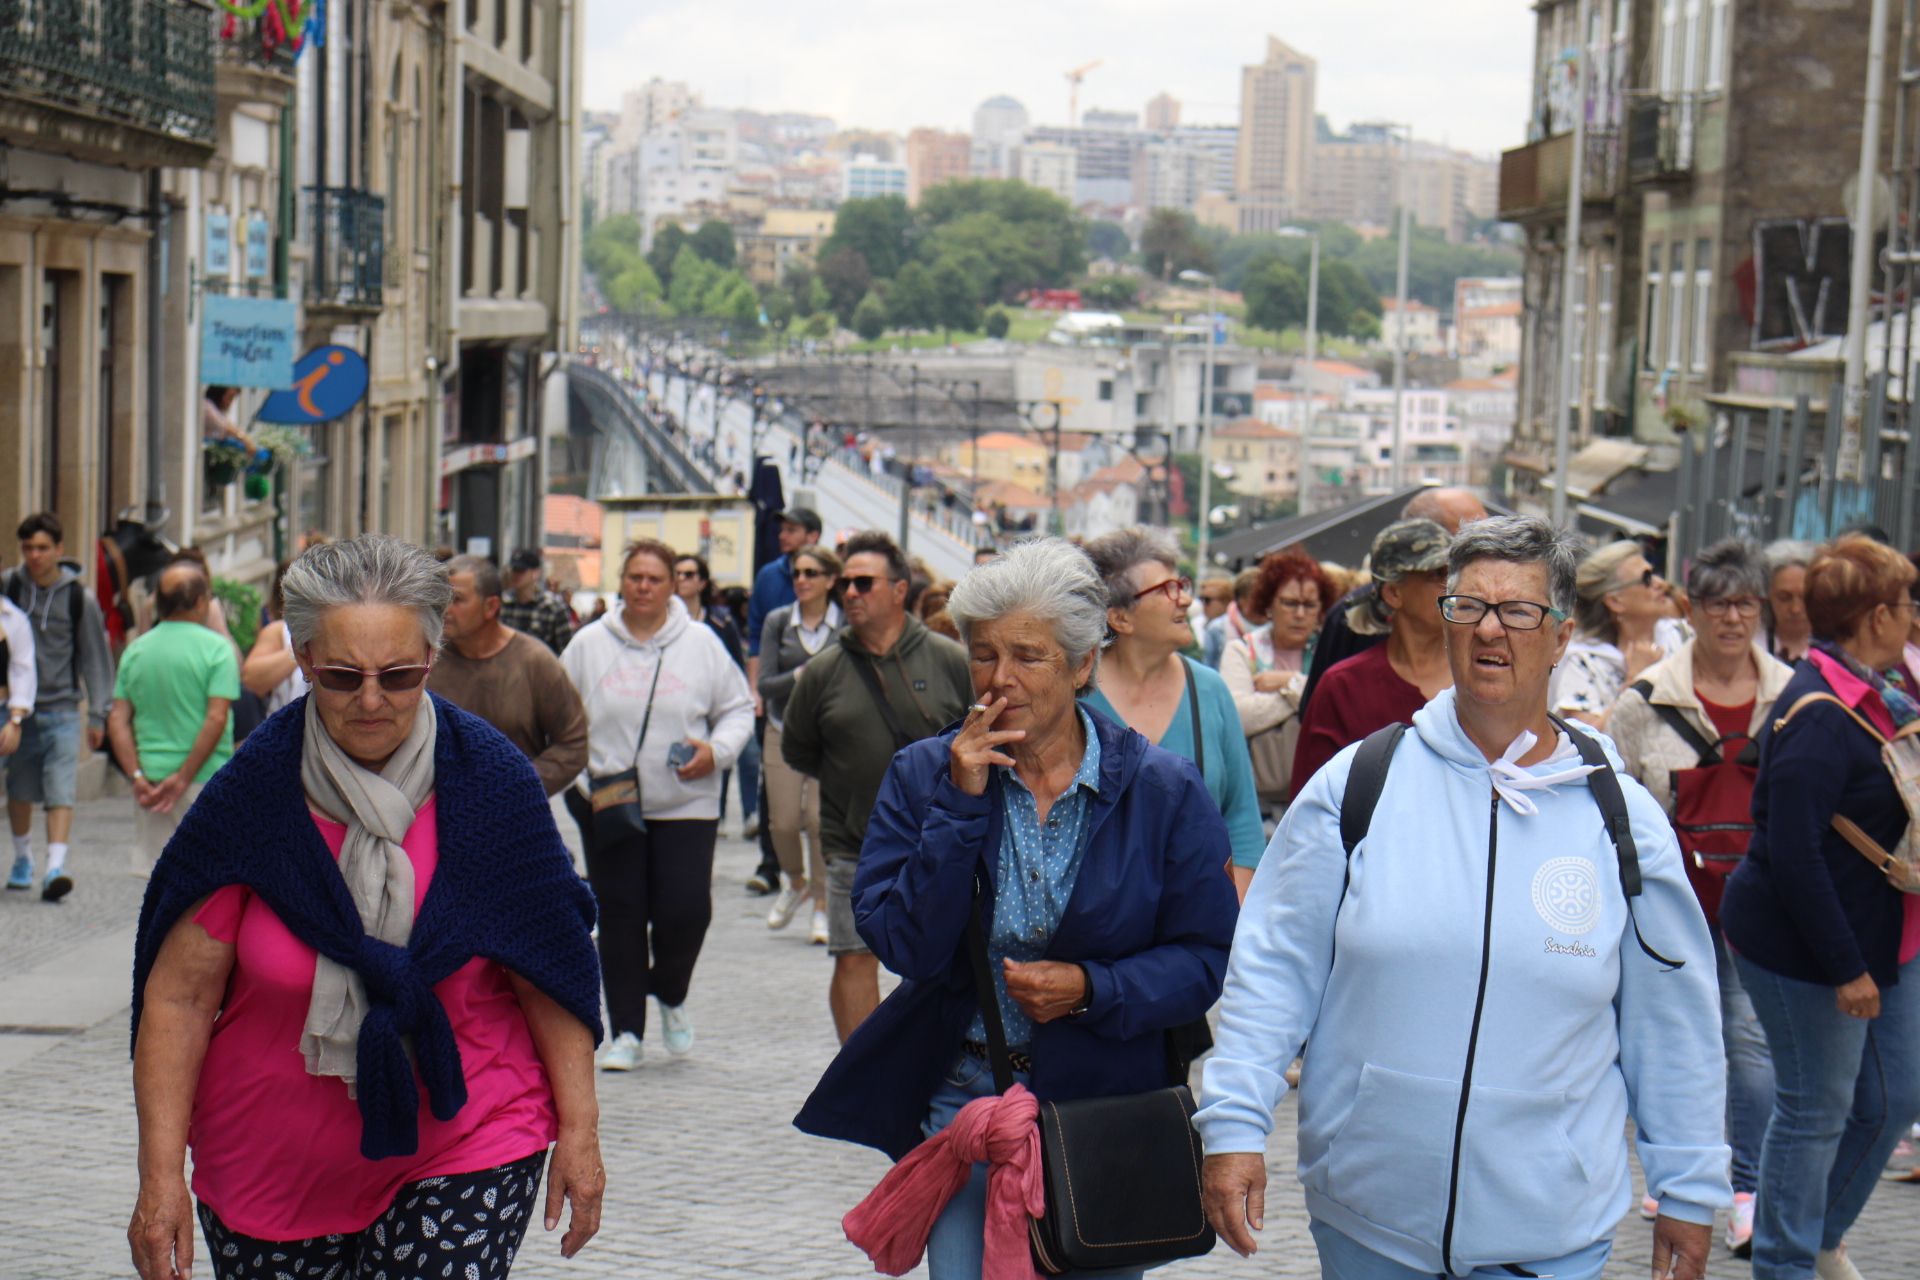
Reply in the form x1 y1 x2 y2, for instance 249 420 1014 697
965 881 1216 1275
587 644 669 845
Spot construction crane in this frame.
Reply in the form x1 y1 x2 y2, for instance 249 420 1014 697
1065 60 1102 127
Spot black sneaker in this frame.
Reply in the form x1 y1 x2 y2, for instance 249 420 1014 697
745 867 778 895
41 869 72 902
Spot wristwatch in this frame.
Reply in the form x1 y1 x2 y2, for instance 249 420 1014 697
1068 965 1093 1018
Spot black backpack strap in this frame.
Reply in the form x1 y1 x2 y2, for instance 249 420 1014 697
1629 679 1721 765
1340 722 1407 857
1181 656 1205 776
1552 715 1686 971
965 874 1016 1094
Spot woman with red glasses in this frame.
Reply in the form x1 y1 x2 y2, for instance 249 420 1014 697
129 535 606 1280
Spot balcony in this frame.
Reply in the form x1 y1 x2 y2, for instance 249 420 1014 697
308 186 386 312
0 0 217 167
1627 96 1697 184
1497 128 1620 222
214 10 297 89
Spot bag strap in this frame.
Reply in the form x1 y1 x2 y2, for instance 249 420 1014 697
626 638 676 769
1629 678 1721 765
1182 656 1205 776
965 874 1017 1094
849 649 914 752
1341 722 1408 857
1552 715 1686 971
1775 690 1891 744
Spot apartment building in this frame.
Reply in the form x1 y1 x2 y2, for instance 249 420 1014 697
905 129 971 205
738 209 836 287
1309 124 1500 243
842 154 909 201
1235 36 1316 216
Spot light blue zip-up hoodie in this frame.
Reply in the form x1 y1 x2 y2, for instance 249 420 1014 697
1196 688 1730 1275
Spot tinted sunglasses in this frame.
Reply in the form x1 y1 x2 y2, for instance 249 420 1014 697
840 574 890 594
308 659 434 694
792 567 828 580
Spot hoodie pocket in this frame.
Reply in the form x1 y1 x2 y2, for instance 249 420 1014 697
1449 1081 1594 1265
1321 1063 1460 1246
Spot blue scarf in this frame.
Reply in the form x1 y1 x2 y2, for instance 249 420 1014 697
1813 639 1920 729
132 694 602 1161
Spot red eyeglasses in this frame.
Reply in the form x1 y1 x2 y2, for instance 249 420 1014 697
307 658 435 694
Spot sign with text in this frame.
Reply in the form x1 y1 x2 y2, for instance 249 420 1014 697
258 345 371 423
198 295 296 389
245 212 270 279
206 208 231 275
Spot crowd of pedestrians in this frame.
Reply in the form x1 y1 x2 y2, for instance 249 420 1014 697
0 481 1888 1280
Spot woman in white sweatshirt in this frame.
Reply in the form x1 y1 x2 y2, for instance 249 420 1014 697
560 538 755 1071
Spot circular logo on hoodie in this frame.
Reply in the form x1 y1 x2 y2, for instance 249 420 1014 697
1532 857 1601 935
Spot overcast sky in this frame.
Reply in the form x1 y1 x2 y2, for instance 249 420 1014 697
582 2 1537 157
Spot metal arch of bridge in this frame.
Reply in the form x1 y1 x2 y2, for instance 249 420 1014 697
565 362 713 497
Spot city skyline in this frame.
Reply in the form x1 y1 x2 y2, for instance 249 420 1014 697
582 1 1536 156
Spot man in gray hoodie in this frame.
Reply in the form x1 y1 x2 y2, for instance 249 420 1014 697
4 512 115 901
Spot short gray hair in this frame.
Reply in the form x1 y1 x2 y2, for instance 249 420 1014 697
1446 515 1581 617
1081 526 1181 610
1764 538 1817 579
281 534 453 652
445 554 503 600
1687 538 1767 601
948 538 1108 688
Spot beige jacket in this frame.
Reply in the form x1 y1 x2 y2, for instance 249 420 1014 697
1220 633 1305 736
1605 638 1794 816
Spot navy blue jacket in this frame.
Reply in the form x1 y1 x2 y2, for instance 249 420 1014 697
746 554 794 657
794 710 1239 1159
132 695 602 1160
1722 660 1913 989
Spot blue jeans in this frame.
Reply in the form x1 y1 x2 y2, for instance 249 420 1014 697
2 706 81 808
1716 927 1776 1194
921 1055 1144 1280
1308 1219 1611 1280
1737 950 1920 1280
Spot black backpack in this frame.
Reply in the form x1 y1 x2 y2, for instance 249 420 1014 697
1338 718 1684 969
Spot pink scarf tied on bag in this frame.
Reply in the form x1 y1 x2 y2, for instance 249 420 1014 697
842 1081 1046 1280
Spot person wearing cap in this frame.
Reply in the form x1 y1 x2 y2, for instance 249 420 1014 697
501 548 576 657
1288 518 1455 797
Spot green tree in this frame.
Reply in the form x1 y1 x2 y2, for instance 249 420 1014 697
822 196 913 279
782 262 817 314
719 277 759 332
1243 260 1307 332
1318 259 1383 337
1078 275 1141 310
932 258 981 336
648 223 689 290
818 247 873 322
888 261 938 330
605 260 664 313
691 220 737 269
852 291 889 341
667 245 720 315
984 308 1011 339
1141 209 1212 280
916 180 1085 285
803 311 834 338
584 214 644 283
805 275 831 318
917 211 1048 301
1086 219 1131 261
760 285 795 331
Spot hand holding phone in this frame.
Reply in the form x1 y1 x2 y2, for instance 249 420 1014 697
666 741 697 770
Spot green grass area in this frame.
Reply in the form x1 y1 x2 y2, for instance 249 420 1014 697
841 309 1059 352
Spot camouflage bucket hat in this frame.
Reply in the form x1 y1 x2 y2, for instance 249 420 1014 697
1345 518 1451 635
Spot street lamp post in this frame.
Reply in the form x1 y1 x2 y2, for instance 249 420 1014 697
1390 123 1413 493
1281 226 1322 516
1181 269 1218 569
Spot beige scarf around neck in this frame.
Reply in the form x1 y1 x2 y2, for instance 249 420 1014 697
298 694 438 1095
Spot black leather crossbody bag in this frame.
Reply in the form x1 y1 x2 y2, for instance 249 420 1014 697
964 880 1216 1275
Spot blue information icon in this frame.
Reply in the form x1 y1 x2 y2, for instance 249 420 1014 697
257 345 370 424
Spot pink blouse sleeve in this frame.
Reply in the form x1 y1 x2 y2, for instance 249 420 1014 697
192 884 250 945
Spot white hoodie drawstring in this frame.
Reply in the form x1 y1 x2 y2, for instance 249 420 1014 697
1488 729 1600 816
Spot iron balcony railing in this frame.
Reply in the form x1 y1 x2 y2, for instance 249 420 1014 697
1496 127 1621 220
0 0 216 153
308 185 386 311
214 10 297 77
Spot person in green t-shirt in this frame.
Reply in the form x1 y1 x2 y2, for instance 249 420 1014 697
107 561 239 875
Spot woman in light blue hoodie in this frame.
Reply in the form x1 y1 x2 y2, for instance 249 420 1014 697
1197 516 1730 1280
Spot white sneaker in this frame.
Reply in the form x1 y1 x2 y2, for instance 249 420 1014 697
809 908 830 945
767 884 807 930
659 1001 694 1055
1816 1244 1865 1280
598 1031 642 1072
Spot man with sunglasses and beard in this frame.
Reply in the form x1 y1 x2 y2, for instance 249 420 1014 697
781 530 971 1042
107 558 239 879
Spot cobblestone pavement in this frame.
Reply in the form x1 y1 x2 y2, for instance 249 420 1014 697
3 793 1919 1278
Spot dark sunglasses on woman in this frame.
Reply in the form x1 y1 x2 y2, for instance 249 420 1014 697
307 660 434 694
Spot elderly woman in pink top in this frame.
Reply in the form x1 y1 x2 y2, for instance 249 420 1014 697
128 536 605 1280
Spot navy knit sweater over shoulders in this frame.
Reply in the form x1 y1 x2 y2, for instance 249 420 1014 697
131 693 602 1161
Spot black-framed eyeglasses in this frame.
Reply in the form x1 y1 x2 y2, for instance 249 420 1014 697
840 574 890 595
1438 595 1567 631
307 657 435 694
792 567 827 580
1130 574 1193 606
1699 596 1763 619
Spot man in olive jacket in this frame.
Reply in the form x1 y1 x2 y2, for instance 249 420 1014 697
782 530 971 1042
